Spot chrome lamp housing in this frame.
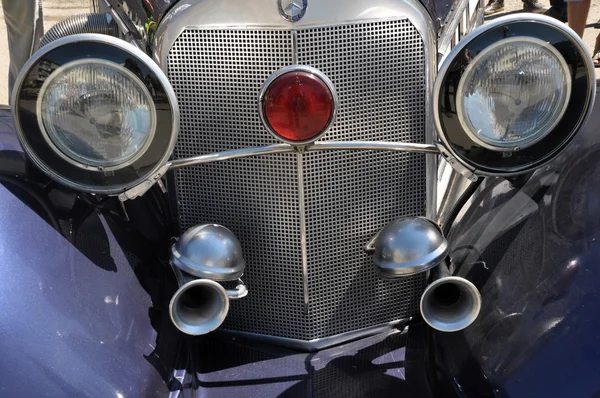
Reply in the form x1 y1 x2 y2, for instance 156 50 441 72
171 224 246 282
372 217 449 278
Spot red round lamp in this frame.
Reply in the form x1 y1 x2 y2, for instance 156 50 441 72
260 67 337 144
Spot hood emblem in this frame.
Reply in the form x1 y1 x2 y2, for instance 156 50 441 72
278 0 307 22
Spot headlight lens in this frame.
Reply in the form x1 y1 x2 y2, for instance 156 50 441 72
12 34 178 194
456 37 571 150
37 59 156 169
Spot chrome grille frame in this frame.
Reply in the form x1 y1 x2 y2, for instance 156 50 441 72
156 0 437 350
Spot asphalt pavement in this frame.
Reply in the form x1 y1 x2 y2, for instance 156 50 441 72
0 0 598 105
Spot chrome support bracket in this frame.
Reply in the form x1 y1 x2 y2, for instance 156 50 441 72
118 163 171 201
296 151 309 315
435 142 478 182
364 230 380 254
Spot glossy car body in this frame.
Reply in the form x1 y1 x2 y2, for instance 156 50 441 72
1 0 599 396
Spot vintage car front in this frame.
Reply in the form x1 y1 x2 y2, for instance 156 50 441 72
0 0 599 396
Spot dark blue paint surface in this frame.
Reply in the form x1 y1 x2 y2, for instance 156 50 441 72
0 183 169 396
442 82 600 397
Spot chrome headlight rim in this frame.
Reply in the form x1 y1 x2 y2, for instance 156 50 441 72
434 14 596 177
11 34 179 194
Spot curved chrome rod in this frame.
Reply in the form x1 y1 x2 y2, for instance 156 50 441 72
169 144 295 169
309 141 439 154
121 141 441 201
169 141 439 170
226 279 248 299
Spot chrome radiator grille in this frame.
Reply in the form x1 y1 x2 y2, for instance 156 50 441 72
167 20 428 341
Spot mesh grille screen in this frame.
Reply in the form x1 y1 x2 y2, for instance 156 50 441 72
168 20 427 341
297 21 427 338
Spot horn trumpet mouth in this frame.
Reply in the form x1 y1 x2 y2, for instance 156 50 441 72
168 223 248 335
169 279 230 336
420 275 481 332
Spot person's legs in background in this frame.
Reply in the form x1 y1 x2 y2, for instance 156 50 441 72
484 0 506 15
545 0 568 22
2 0 44 99
564 0 600 65
485 0 546 16
522 0 547 13
566 0 590 37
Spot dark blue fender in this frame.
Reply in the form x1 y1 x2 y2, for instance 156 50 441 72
1 79 600 396
440 80 600 397
0 182 171 396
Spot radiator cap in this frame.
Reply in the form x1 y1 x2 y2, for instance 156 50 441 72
171 224 245 281
373 217 448 278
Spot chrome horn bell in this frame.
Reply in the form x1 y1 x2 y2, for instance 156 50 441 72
169 224 248 336
370 217 481 332
419 265 481 332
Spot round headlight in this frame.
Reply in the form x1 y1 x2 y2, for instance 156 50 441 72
434 15 595 177
38 59 156 169
12 34 178 194
456 37 571 151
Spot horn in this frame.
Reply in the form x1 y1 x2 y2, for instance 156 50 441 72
369 217 481 332
169 224 248 335
169 266 230 335
420 265 481 332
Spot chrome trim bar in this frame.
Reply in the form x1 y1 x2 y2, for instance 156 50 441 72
310 141 439 154
121 141 440 201
297 152 309 314
169 141 439 170
220 320 409 352
438 0 471 58
169 144 294 169
291 29 298 64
